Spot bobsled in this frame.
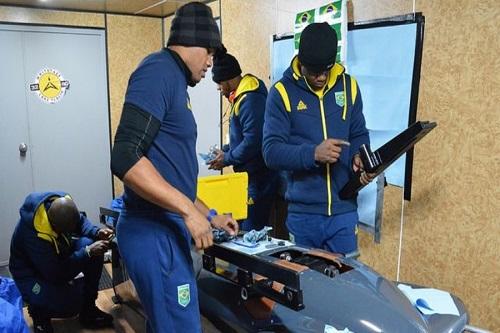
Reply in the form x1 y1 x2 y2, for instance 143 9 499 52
198 235 469 333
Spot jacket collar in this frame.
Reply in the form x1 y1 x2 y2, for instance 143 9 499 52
167 48 196 87
33 200 58 239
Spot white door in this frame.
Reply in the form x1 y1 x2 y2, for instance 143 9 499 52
0 29 35 266
0 24 113 265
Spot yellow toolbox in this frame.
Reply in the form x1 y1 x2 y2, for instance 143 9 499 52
197 172 248 220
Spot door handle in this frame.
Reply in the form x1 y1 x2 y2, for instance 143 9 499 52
19 142 28 156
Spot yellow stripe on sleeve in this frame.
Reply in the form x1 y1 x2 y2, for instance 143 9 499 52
351 76 358 105
274 82 291 112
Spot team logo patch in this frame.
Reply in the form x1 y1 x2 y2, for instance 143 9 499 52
187 97 192 111
177 284 190 307
335 92 345 107
296 100 308 111
30 68 70 104
247 197 254 206
32 283 41 295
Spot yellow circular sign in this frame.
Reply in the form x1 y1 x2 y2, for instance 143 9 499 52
30 68 69 104
38 71 62 99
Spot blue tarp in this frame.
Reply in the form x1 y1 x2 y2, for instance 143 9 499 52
0 277 29 333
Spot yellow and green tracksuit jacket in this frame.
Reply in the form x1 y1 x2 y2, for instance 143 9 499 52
223 74 268 175
9 191 99 283
262 56 370 216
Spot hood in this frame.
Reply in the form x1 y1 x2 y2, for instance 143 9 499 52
234 74 266 100
19 191 70 253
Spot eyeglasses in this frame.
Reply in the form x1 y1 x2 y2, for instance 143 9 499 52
303 67 330 77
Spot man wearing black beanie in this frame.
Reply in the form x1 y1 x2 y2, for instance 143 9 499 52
263 23 374 255
209 52 278 231
110 2 238 332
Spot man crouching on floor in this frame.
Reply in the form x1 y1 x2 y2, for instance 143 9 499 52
9 191 114 333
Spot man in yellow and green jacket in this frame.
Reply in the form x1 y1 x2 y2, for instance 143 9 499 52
263 23 373 254
9 191 114 332
210 51 278 231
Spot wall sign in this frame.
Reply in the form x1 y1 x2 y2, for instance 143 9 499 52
29 68 70 104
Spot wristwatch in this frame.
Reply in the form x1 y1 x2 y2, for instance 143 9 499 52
207 209 218 223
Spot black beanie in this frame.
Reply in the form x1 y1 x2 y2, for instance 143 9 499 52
298 22 338 73
167 2 221 50
212 53 242 83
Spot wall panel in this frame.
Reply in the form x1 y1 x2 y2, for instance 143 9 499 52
106 14 162 195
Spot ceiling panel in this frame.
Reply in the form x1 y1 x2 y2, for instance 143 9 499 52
138 2 182 17
0 0 210 17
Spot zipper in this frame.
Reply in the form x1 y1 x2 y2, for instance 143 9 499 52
318 96 332 216
303 75 337 216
